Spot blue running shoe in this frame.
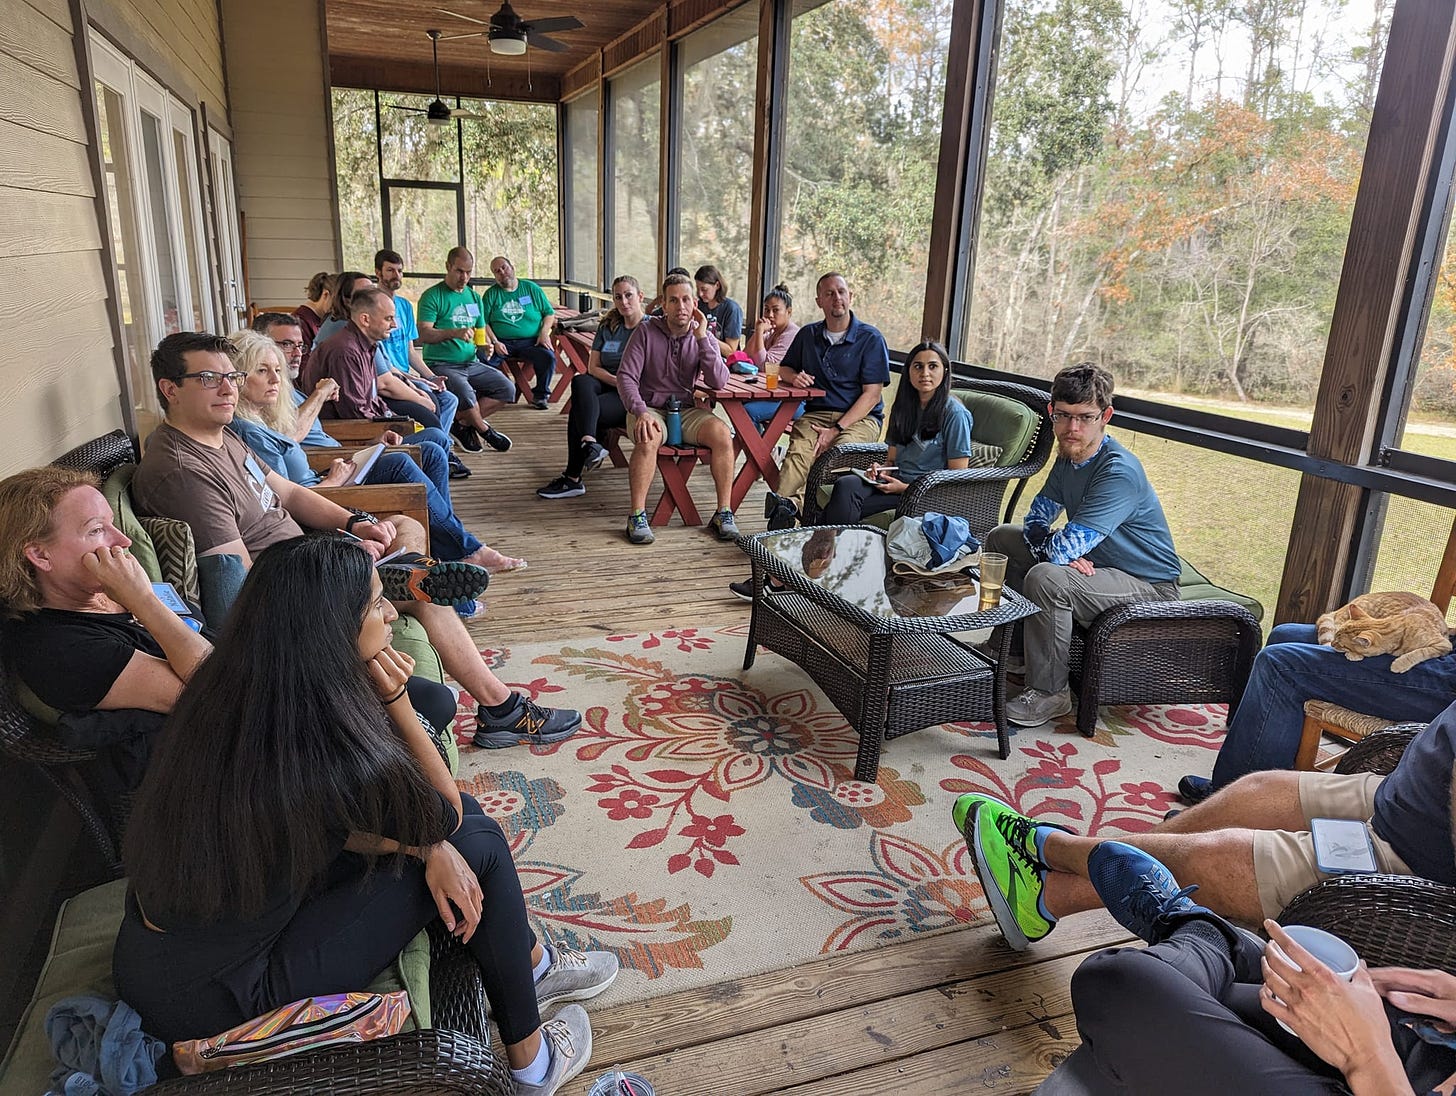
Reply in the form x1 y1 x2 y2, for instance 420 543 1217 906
1087 840 1211 944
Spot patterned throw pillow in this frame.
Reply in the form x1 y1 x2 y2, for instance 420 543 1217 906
968 441 1004 468
137 516 201 605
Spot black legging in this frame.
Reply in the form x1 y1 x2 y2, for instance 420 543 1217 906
821 474 902 525
565 374 626 477
1038 923 1454 1095
115 795 542 1047
404 675 456 738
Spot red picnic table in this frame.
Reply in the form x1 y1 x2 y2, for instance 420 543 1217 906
697 374 825 510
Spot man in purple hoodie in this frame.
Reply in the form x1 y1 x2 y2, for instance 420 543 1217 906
616 273 739 545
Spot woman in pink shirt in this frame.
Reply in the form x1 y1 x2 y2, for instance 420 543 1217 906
743 284 803 430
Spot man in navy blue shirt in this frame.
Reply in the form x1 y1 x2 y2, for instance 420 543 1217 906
764 273 892 529
983 363 1181 726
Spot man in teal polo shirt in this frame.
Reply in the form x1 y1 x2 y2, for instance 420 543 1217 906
416 246 517 450
481 254 557 409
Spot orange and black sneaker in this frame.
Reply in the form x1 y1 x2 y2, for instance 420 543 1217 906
378 553 489 609
472 694 582 749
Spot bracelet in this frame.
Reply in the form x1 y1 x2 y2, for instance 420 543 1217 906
383 684 409 705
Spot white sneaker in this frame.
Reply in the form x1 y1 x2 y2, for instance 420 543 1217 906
514 1004 592 1096
535 942 620 1010
1006 687 1072 727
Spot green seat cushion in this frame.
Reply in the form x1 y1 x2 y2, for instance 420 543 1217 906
389 615 457 773
0 881 433 1093
98 465 162 582
1176 556 1265 620
956 391 1038 467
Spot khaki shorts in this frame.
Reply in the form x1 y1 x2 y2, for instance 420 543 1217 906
626 405 721 446
1252 771 1411 917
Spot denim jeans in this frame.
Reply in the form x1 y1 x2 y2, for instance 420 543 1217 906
364 447 482 560
1208 622 1456 787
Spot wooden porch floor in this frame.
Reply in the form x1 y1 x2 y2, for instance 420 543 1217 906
446 402 1129 1094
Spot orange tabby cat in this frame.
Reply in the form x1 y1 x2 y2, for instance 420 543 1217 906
1316 591 1452 673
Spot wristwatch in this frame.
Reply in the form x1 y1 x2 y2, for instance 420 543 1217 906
345 508 378 534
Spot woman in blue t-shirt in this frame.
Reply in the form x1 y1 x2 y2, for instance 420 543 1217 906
537 275 645 500
821 341 974 525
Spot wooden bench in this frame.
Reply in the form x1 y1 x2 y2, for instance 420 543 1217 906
602 427 713 527
304 444 422 474
319 417 416 446
315 482 431 554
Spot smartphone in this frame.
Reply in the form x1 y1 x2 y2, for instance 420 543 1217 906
1310 817 1379 874
151 582 205 632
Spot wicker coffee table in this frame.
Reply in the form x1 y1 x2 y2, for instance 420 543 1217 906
739 526 1038 781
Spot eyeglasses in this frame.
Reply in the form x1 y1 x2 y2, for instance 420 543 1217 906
1050 411 1104 427
174 370 246 390
272 339 304 352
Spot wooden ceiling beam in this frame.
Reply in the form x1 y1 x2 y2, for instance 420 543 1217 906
328 54 560 103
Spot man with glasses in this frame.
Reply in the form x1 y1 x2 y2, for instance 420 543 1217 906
983 362 1181 726
131 332 579 749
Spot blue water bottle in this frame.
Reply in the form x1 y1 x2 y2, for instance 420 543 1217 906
664 395 684 446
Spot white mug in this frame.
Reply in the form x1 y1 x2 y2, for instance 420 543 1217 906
1266 924 1359 1034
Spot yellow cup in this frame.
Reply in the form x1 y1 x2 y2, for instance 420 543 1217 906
765 360 780 392
472 327 488 347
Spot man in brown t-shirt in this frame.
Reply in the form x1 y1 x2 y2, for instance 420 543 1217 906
132 332 581 748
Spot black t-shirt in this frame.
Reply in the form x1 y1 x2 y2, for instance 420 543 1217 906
2 609 166 712
1373 703 1456 884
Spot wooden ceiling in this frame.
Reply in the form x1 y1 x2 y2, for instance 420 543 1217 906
325 0 669 102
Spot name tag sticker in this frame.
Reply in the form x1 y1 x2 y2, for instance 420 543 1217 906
518 295 531 306
244 455 267 485
258 484 277 511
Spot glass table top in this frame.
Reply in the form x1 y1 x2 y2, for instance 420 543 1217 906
760 526 997 621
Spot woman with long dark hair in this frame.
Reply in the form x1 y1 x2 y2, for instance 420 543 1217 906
537 274 645 499
291 272 333 375
741 283 803 431
311 270 374 348
820 340 974 525
114 536 615 1094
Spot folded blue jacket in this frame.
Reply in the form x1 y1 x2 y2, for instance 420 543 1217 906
46 995 165 1096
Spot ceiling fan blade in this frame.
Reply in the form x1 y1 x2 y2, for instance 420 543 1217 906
438 30 487 40
524 16 582 33
452 112 491 120
525 30 570 52
386 104 431 113
436 7 489 25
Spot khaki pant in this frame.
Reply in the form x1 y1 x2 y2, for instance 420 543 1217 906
1252 771 1411 917
775 410 882 509
625 405 720 446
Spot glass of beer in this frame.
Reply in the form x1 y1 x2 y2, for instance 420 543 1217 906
765 359 780 392
978 552 1008 612
473 326 488 347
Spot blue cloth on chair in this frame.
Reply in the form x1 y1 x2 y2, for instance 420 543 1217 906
45 995 165 1096
921 513 978 567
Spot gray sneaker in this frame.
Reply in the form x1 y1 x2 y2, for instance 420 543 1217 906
1006 687 1072 727
626 510 655 545
513 1004 592 1096
709 509 740 541
536 942 620 1010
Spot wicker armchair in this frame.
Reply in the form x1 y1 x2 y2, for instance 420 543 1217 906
801 377 1053 535
1277 724 1456 973
1067 596 1264 738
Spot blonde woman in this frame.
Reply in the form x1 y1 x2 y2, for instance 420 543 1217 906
228 330 524 573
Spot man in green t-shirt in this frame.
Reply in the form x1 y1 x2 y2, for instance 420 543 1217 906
416 246 517 450
481 254 557 409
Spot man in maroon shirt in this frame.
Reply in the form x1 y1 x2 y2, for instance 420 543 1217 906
303 287 397 420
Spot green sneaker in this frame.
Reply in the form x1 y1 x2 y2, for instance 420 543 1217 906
951 792 1000 839
966 795 1061 950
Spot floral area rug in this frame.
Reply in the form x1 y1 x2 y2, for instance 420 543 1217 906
449 624 1225 1008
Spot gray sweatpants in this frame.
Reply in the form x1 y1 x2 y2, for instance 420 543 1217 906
984 524 1178 694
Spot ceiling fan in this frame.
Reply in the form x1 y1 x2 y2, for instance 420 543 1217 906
436 2 584 56
388 30 491 124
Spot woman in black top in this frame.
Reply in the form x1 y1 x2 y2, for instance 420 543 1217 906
113 537 615 1094
537 275 646 500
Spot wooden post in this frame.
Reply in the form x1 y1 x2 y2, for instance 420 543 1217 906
746 0 784 315
1275 0 1456 623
